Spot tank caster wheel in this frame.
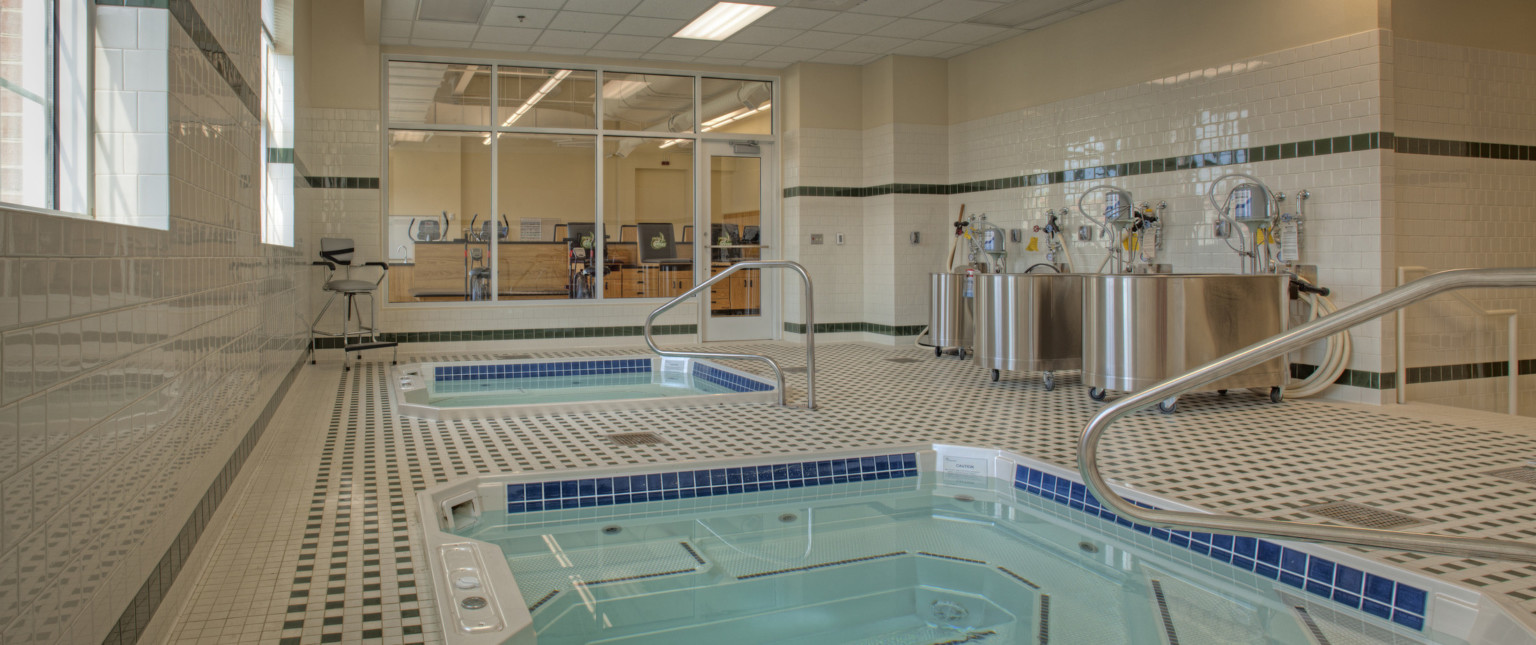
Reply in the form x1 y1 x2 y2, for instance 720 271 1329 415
1088 387 1107 401
1043 372 1056 391
935 346 943 357
1158 397 1179 414
991 369 1000 382
1216 389 1228 396
957 347 967 359
1270 387 1284 404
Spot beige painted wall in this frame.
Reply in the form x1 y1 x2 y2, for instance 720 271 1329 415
948 0 1383 123
388 135 462 216
862 56 948 129
784 63 862 130
309 0 379 109
1392 0 1536 55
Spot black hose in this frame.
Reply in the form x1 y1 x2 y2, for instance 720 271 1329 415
1024 263 1060 273
407 218 416 240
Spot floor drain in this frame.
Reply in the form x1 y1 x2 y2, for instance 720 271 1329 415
1483 467 1536 486
607 432 669 446
602 525 622 535
931 599 969 622
954 494 975 502
1300 501 1427 530
779 513 798 523
886 358 920 364
1078 541 1099 554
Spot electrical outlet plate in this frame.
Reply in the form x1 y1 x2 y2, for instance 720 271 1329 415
810 234 823 245
1077 226 1093 242
1009 229 1023 243
1213 221 1232 238
835 233 845 245
910 231 920 244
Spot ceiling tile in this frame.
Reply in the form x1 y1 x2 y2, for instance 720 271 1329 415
782 30 855 49
887 39 953 57
840 34 908 54
485 7 556 28
381 0 418 21
411 37 473 47
868 17 947 38
381 19 413 38
611 16 687 37
727 25 801 46
475 26 543 44
549 11 624 32
585 49 648 60
1016 9 1080 30
752 7 837 29
756 46 823 62
491 0 566 8
743 59 788 69
925 22 1009 43
469 42 528 51
642 53 700 62
911 0 1003 22
381 34 411 45
562 0 643 14
812 50 879 65
812 12 897 34
535 29 605 48
595 34 664 51
938 42 978 57
631 0 719 20
705 43 772 59
412 21 480 41
847 0 939 17
649 38 717 55
536 46 597 56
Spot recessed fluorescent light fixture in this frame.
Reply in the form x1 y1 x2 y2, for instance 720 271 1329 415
673 2 775 41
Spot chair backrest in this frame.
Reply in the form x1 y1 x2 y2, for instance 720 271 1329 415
320 238 355 266
637 222 676 263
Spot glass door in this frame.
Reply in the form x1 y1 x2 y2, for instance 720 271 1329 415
699 141 774 341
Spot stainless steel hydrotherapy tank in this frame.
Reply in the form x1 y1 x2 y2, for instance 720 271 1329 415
973 273 1083 389
1083 273 1289 411
929 272 974 356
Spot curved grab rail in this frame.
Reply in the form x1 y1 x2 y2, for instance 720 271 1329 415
643 261 816 410
1078 268 1536 563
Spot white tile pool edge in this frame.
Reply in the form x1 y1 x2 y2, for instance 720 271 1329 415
415 444 1536 645
389 355 779 421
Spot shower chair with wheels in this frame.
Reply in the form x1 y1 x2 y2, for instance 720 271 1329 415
307 237 398 371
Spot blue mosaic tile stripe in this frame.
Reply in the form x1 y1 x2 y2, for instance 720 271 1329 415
1012 465 1428 631
691 363 775 393
433 358 651 381
507 453 919 513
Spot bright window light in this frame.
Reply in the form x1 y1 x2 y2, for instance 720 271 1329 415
673 2 774 41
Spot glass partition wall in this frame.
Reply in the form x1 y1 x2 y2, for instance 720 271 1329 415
383 61 772 306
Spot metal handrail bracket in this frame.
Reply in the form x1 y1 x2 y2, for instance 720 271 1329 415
1079 268 1536 563
643 260 816 410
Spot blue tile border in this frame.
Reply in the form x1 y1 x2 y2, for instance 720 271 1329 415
506 453 919 513
692 363 775 393
432 358 651 381
1012 464 1429 631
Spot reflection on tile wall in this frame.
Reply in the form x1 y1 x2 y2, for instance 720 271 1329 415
0 0 308 643
1394 38 1536 416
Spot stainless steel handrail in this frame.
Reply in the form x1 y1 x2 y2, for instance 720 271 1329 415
1079 268 1536 563
643 261 816 409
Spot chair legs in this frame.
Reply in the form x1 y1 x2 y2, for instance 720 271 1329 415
310 290 394 371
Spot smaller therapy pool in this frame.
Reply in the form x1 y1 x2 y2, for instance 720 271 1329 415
391 355 778 420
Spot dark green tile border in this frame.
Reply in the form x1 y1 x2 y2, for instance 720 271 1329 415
1292 358 1535 391
102 354 306 645
784 132 1534 200
303 176 380 190
310 324 698 349
95 0 169 7
783 322 925 336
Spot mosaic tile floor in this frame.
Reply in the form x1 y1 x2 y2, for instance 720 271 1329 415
157 342 1536 644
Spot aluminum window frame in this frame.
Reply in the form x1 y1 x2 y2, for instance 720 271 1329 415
379 53 779 310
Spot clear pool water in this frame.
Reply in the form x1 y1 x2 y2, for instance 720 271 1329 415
428 373 736 408
454 475 1445 644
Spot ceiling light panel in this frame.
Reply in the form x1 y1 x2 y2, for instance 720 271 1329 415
673 2 776 40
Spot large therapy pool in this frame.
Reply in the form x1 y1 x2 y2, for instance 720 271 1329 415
418 445 1536 645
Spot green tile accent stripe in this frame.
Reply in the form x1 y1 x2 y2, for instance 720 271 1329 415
267 147 295 164
96 0 170 7
1292 358 1535 390
104 355 306 645
783 322 925 336
303 176 380 190
784 132 1393 199
311 324 698 349
784 132 1536 200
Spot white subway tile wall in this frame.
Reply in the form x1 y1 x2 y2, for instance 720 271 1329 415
0 1 309 643
94 7 172 229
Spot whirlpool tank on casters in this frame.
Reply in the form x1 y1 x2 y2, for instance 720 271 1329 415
925 205 1009 360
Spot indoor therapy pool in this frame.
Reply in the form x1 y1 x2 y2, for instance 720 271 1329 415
391 356 778 420
419 445 1536 645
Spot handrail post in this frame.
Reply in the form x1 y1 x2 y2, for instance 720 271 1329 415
1078 268 1536 563
643 261 817 410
